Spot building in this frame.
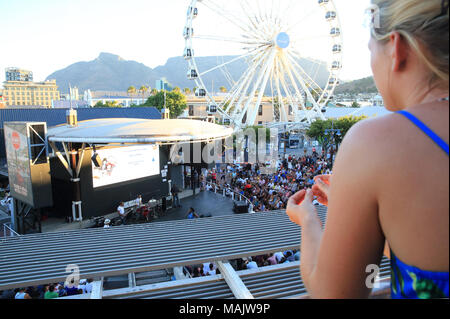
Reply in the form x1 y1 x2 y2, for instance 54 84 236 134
5 67 33 82
2 80 60 108
184 96 305 126
372 94 385 107
0 107 161 160
85 90 152 107
69 86 79 101
0 94 5 108
155 79 171 91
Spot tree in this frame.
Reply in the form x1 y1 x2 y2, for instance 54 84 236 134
306 115 367 153
93 100 122 108
184 88 191 95
219 86 227 93
127 86 136 96
151 88 158 95
140 86 148 103
173 87 181 93
139 90 187 118
351 101 360 108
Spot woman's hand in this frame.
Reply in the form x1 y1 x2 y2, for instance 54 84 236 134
286 189 317 226
312 174 331 206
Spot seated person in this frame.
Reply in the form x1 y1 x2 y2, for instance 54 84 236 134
186 207 199 219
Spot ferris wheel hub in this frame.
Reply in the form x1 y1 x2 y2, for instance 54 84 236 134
275 32 290 49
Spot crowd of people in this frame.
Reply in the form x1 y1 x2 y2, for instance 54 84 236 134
183 249 301 278
181 149 331 275
203 148 332 213
1 279 94 299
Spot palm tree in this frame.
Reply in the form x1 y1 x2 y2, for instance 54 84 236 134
127 86 136 96
140 85 148 104
184 88 191 95
219 86 227 93
151 88 158 95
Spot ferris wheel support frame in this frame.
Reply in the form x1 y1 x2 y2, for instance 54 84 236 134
184 0 343 132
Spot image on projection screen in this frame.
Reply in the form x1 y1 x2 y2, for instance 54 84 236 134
92 145 160 188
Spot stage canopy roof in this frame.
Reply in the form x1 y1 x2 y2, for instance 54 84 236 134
47 119 234 144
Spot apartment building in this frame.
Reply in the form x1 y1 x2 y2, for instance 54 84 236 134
185 96 297 125
2 80 60 108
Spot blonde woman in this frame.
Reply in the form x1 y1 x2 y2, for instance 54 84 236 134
287 0 448 299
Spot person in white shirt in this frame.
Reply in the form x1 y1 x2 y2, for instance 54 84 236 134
83 279 94 294
117 202 128 225
104 219 111 228
136 195 143 207
274 252 284 263
245 258 258 269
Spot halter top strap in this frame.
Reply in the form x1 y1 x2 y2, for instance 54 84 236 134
396 110 449 156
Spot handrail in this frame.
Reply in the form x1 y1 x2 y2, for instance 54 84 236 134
2 223 19 239
205 181 254 213
183 266 193 279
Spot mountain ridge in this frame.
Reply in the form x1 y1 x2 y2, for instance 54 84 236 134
46 52 331 94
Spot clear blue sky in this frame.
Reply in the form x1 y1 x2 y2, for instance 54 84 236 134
0 0 373 84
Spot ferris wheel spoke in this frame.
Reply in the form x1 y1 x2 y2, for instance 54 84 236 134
290 34 331 45
284 54 324 120
237 49 276 124
290 50 322 87
274 59 288 123
247 51 276 126
279 54 306 109
231 49 272 119
238 1 269 41
280 0 303 27
199 48 264 77
278 69 302 123
286 5 322 33
200 0 258 36
193 34 269 47
286 52 324 96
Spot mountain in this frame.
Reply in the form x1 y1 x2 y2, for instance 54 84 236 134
46 53 159 93
334 76 378 95
46 52 331 94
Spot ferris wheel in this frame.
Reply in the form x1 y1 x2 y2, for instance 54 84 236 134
183 0 343 131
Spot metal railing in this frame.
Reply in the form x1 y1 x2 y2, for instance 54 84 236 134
2 223 19 239
205 182 254 213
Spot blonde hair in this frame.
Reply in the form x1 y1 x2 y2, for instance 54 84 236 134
370 0 449 89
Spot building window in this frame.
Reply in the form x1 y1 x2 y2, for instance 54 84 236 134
258 105 263 116
258 121 263 125
288 105 293 115
189 105 194 116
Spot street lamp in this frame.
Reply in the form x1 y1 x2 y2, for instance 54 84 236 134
324 120 341 167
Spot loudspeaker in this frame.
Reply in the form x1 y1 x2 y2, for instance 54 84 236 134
233 201 249 214
91 153 102 168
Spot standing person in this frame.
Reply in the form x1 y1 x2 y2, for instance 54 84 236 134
136 195 143 207
117 202 128 225
287 0 449 299
171 183 182 208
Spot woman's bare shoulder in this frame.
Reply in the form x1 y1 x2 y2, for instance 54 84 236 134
341 113 402 155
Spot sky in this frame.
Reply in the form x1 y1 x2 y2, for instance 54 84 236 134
0 0 373 84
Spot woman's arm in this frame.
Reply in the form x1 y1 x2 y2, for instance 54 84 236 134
288 119 386 298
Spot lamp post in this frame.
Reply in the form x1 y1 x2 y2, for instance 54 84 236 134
324 120 341 168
